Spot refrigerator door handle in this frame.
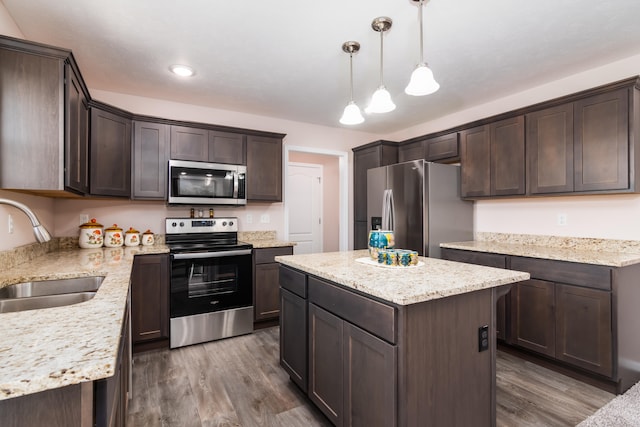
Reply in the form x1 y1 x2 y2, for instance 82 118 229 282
382 189 395 231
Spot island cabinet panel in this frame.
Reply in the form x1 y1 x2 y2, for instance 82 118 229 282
510 279 556 356
132 121 169 200
280 266 308 391
246 135 283 201
254 246 293 322
397 287 495 427
440 248 510 341
526 103 574 194
90 107 131 197
556 284 612 377
131 254 169 348
574 88 629 192
309 303 345 426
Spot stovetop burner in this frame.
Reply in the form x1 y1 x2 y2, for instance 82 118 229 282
165 217 252 253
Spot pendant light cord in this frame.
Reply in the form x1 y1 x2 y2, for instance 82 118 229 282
418 0 424 64
349 52 354 101
379 28 384 86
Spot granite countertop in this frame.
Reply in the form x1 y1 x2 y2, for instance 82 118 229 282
275 250 529 306
238 230 295 249
0 244 169 400
441 240 640 267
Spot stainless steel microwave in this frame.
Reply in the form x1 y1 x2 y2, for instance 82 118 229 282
168 159 246 205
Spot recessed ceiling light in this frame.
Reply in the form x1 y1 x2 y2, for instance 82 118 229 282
170 65 195 77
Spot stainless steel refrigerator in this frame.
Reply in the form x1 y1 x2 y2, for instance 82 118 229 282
367 160 473 258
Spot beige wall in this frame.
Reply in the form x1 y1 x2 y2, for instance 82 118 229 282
288 152 340 252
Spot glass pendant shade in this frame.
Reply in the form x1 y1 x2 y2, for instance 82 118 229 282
405 64 440 96
365 86 396 114
340 101 365 125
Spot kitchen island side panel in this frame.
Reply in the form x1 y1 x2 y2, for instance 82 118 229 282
397 287 497 427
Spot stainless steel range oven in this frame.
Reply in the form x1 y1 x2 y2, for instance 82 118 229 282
166 217 253 348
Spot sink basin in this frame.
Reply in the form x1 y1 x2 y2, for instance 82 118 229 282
0 292 96 313
0 276 104 298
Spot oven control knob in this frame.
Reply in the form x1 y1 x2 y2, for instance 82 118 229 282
179 222 184 227
171 222 177 227
222 221 227 226
229 221 234 226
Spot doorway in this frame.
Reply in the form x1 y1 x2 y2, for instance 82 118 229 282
284 146 349 252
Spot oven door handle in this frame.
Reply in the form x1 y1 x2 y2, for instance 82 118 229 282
172 249 252 260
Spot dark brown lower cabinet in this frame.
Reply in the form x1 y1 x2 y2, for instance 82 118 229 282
254 246 294 323
556 284 612 376
131 254 169 349
280 288 308 391
510 279 556 357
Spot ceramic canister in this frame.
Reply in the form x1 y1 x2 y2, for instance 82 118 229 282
104 224 124 247
141 229 155 246
124 227 141 247
368 230 395 259
78 218 104 249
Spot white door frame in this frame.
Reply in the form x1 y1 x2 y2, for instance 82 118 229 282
284 145 349 251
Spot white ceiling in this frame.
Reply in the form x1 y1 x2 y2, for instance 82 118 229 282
3 0 640 134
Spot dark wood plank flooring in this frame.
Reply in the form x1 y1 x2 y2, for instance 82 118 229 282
126 327 614 427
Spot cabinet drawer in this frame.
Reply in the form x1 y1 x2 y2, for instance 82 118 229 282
280 266 307 298
441 248 507 269
511 257 611 290
255 246 293 264
308 276 396 344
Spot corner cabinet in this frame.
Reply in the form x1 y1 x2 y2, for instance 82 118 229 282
253 246 293 323
131 254 170 350
246 135 283 202
89 103 132 197
132 121 170 200
352 141 398 249
0 35 90 195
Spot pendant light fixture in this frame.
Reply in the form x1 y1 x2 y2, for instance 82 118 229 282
405 0 440 96
339 41 365 125
366 17 396 114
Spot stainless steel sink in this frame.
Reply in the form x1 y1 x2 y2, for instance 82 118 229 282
0 276 104 298
0 291 97 313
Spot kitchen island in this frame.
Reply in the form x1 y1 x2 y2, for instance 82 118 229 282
275 250 529 427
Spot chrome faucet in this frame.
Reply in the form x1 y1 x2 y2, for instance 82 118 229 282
0 198 52 243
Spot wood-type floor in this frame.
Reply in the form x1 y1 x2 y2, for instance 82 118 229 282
126 327 614 427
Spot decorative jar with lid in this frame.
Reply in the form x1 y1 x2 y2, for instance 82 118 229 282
78 218 104 249
141 229 155 246
124 227 141 247
104 224 124 247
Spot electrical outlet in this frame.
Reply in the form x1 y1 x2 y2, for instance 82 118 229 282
8 214 13 234
246 213 253 224
260 214 270 224
557 213 567 226
80 214 89 225
478 325 489 352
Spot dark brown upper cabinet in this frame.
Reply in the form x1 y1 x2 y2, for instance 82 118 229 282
574 88 630 192
90 105 132 197
170 125 209 161
0 35 90 195
132 121 170 200
209 131 246 165
246 135 283 202
527 104 574 194
460 116 525 198
398 133 459 163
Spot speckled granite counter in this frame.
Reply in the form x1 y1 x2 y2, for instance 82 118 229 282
0 244 169 400
440 233 640 267
239 230 295 249
275 250 529 305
